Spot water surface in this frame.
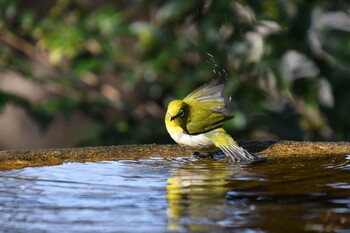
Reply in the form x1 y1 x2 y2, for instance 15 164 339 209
1 155 350 232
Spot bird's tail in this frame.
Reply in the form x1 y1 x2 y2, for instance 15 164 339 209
207 128 257 163
219 144 256 163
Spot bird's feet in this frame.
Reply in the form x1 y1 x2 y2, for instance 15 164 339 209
193 151 214 159
193 151 226 160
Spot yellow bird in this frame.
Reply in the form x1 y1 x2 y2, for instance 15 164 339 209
165 79 256 163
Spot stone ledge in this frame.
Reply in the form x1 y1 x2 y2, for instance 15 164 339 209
0 141 349 170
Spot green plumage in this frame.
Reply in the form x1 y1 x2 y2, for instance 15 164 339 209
165 79 256 163
183 80 234 135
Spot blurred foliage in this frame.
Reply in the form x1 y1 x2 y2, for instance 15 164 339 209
0 0 350 148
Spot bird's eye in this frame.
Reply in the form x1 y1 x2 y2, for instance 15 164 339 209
179 109 185 118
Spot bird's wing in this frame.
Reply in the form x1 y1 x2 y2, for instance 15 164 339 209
185 79 225 103
183 79 234 135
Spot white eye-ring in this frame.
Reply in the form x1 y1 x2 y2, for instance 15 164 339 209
179 109 185 117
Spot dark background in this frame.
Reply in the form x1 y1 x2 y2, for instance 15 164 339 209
0 0 349 149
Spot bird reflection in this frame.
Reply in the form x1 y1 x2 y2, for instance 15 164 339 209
166 159 251 231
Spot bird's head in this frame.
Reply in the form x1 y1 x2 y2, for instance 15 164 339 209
165 100 189 128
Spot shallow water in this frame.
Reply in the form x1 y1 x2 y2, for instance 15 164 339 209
0 155 350 232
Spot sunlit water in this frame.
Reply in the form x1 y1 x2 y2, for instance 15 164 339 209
1 155 350 232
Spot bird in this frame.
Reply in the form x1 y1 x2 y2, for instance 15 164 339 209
165 79 256 163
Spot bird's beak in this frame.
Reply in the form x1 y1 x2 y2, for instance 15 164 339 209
167 113 174 121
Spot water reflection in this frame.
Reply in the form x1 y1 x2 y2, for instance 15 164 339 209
0 161 170 232
166 159 261 231
0 155 350 232
166 156 350 232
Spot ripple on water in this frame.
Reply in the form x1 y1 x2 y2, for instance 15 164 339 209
0 160 172 232
1 154 350 232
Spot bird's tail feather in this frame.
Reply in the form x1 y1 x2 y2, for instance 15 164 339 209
219 145 256 163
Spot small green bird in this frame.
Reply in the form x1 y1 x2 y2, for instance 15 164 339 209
165 79 256 163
